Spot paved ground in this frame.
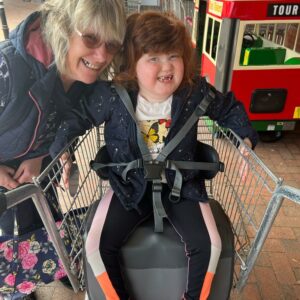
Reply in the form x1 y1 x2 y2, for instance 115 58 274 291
1 1 300 299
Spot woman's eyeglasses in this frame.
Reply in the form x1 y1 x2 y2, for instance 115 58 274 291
75 29 121 55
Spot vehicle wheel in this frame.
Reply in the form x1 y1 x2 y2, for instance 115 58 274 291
258 131 283 142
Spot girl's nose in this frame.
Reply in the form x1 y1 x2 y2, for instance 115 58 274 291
161 60 172 70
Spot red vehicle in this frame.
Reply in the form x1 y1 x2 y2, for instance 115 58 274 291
193 0 300 139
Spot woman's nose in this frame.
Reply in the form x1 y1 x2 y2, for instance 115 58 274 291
93 43 112 62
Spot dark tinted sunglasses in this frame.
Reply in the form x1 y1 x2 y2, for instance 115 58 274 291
75 29 121 55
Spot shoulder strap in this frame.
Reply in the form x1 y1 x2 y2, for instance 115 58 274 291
156 88 215 162
156 88 216 205
113 84 152 161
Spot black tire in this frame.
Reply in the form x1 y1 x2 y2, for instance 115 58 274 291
258 131 283 142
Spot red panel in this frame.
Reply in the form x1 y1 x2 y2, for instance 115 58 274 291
208 0 300 21
230 68 300 120
200 54 216 85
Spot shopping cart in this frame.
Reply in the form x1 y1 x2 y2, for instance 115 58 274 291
1 119 300 299
124 0 141 14
124 0 195 31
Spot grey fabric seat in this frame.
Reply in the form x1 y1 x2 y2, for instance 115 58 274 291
84 198 234 300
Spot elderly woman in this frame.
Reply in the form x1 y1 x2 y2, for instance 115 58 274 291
0 0 126 298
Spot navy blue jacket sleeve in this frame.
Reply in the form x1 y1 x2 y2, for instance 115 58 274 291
0 53 53 161
50 81 112 158
200 78 258 148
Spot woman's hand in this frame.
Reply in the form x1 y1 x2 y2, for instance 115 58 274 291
60 152 72 189
13 156 44 184
0 165 19 190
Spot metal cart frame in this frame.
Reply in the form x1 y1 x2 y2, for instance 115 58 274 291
2 120 300 297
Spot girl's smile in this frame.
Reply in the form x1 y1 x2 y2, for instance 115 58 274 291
157 74 174 82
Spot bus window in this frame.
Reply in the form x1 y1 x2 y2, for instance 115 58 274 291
240 26 263 64
267 24 275 41
204 16 221 61
284 23 299 50
258 24 275 41
259 24 267 38
245 24 256 34
205 17 213 54
212 21 220 59
275 24 286 45
239 21 300 66
296 29 300 53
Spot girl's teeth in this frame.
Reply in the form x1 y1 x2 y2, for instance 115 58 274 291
158 75 173 81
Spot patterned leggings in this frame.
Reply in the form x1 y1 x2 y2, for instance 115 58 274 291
85 185 222 300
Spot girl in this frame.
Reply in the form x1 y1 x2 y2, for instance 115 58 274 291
51 11 257 300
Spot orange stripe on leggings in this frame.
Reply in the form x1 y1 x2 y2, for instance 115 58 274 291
96 272 120 300
199 272 214 300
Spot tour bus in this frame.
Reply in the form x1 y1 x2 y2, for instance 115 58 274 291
194 0 300 139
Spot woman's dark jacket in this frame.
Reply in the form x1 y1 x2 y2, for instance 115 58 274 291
50 80 258 211
0 12 91 163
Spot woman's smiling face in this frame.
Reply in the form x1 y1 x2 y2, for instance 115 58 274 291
62 30 116 89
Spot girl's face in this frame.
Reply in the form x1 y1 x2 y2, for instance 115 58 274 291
62 30 117 90
135 52 184 103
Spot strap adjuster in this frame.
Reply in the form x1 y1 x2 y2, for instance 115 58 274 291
144 160 164 181
152 182 163 192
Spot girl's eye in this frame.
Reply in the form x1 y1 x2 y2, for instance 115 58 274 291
149 57 158 62
170 54 180 60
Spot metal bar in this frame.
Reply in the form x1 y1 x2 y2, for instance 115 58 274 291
236 184 300 291
4 183 80 292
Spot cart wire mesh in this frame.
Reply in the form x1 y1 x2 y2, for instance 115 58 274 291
2 119 300 295
124 0 196 33
198 118 282 291
2 1 300 296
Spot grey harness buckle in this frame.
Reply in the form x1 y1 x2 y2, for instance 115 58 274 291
143 160 164 181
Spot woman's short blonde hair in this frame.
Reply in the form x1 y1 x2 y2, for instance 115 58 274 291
41 0 126 75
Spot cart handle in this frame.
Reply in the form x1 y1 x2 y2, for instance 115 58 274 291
0 184 40 216
0 192 7 216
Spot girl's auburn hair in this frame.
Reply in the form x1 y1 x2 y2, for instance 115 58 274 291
114 11 197 91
